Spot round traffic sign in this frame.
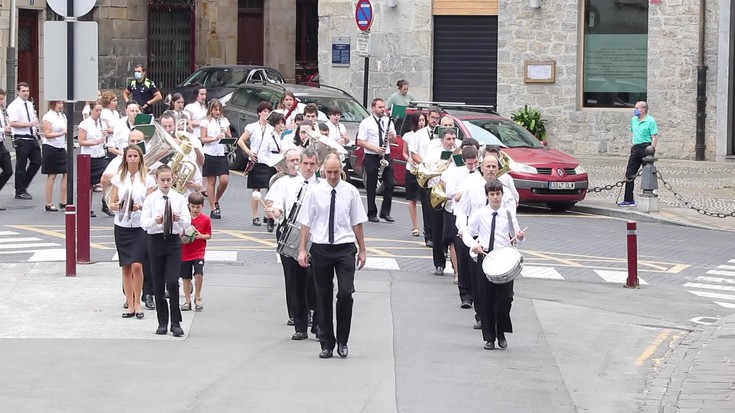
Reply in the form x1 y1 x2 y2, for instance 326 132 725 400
355 0 374 32
47 0 96 18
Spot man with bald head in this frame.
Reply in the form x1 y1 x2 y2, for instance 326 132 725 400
298 154 367 359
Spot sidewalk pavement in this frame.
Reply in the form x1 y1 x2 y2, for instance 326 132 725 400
573 155 735 232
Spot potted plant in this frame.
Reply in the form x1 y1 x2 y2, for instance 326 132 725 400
511 105 547 141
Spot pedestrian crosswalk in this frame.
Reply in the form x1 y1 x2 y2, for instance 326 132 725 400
684 259 735 309
0 231 64 259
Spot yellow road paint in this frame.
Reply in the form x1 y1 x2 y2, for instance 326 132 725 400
524 250 585 267
635 329 671 366
218 229 276 247
9 225 113 250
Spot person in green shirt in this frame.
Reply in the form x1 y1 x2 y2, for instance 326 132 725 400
620 101 658 206
386 80 415 112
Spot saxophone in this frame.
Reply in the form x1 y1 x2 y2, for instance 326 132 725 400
377 117 393 180
276 180 310 258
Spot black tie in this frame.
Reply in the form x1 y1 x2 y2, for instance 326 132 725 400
374 116 384 147
328 188 336 244
163 195 172 239
488 212 498 252
24 101 34 135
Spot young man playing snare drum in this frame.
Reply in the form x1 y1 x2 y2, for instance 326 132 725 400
461 180 525 350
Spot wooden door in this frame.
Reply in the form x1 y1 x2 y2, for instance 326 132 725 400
237 10 264 65
18 9 39 104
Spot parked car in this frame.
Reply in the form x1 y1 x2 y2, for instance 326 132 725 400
348 106 589 211
166 65 285 104
222 83 370 170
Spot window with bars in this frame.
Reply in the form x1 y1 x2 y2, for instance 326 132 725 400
147 0 195 102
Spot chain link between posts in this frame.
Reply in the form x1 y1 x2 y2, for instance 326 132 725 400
587 171 641 193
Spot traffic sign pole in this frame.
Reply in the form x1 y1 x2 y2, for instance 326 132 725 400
363 55 369 108
355 0 374 107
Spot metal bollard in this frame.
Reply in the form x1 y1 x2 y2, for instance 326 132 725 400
637 145 660 212
625 220 639 289
65 205 76 277
77 154 91 263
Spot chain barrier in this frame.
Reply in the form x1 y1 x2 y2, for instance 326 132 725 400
587 171 641 193
655 170 735 218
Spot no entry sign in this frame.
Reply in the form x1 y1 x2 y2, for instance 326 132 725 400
355 0 373 32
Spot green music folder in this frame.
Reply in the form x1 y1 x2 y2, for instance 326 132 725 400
440 150 453 160
391 104 407 118
137 141 146 154
135 124 156 140
452 154 465 166
134 114 153 125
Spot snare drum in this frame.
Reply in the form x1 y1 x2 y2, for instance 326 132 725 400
481 246 523 284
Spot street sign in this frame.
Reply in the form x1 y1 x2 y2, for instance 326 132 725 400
43 21 99 101
47 0 96 17
355 31 370 57
355 0 373 32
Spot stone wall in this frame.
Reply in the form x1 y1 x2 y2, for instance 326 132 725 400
497 1 721 161
264 0 296 81
196 0 238 67
317 0 433 103
96 0 148 91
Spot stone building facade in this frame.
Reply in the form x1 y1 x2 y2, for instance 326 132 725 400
317 0 733 161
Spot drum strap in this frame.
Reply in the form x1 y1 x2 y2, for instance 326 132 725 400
507 210 516 245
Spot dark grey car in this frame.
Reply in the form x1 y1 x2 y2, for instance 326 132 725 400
166 65 285 103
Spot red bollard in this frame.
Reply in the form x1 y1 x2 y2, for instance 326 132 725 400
625 220 639 288
65 205 76 277
77 154 91 263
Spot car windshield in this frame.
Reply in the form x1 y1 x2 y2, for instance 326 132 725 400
297 95 369 122
463 119 544 149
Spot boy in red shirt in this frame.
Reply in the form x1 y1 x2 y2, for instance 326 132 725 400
180 192 212 311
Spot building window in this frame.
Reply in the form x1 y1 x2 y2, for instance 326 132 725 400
582 0 648 108
296 0 318 83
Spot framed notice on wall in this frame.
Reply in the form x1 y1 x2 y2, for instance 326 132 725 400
524 61 556 83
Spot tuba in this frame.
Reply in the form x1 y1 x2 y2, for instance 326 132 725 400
144 121 187 168
416 146 461 187
430 181 449 210
170 133 198 194
304 129 349 181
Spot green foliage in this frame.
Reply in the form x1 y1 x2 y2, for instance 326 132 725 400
511 105 547 141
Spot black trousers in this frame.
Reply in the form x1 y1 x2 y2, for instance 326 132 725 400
311 243 356 349
429 205 445 268
142 255 154 298
0 144 12 192
13 139 41 194
148 234 183 327
419 186 433 242
623 143 649 203
363 154 394 218
473 256 514 342
281 255 310 333
455 235 473 304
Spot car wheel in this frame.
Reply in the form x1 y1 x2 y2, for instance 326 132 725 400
547 202 576 212
361 168 384 195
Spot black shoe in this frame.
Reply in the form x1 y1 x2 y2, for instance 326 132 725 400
201 191 208 198
123 301 128 309
286 317 295 326
425 240 434 247
497 332 508 349
15 192 32 200
156 325 168 335
368 216 380 223
266 218 275 233
379 214 395 222
292 332 308 340
45 204 59 212
473 320 482 330
434 266 445 276
59 203 67 209
135 312 145 319
144 295 155 310
319 348 333 359
484 341 495 350
460 301 472 309
170 323 184 337
210 208 221 219
122 312 135 318
252 217 261 226
0 206 5 211
337 344 348 358
90 211 97 218
101 205 114 217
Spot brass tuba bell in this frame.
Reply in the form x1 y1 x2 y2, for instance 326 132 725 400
430 181 449 209
497 150 511 177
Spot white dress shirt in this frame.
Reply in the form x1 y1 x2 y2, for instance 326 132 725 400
266 173 319 224
498 173 520 205
298 180 368 245
454 172 517 234
141 189 191 235
201 116 230 156
357 114 395 155
326 121 347 143
111 117 135 152
402 131 417 171
442 165 472 212
7 97 37 137
111 171 156 228
461 205 521 253
424 142 457 188
275 102 305 126
42 110 67 149
409 126 435 160
78 117 106 158
184 102 207 139
101 108 120 132
245 121 279 166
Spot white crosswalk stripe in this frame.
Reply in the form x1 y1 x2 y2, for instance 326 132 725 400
686 258 735 309
521 266 564 280
0 231 63 258
593 269 648 285
706 269 735 277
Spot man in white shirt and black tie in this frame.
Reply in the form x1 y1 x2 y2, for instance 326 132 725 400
141 165 192 337
0 88 13 210
6 82 41 200
409 107 441 246
462 179 525 351
298 154 367 359
357 98 396 223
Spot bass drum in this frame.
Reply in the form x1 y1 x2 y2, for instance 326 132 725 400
481 246 523 284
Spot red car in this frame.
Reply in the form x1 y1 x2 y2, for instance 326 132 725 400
349 107 588 211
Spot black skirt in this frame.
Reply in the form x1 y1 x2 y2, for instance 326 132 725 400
202 154 229 177
404 171 419 201
247 162 276 189
114 226 147 266
41 145 67 174
90 157 108 185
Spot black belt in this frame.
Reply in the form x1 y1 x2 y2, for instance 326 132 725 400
13 134 34 139
633 142 651 147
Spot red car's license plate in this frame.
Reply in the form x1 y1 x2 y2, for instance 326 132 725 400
549 182 575 190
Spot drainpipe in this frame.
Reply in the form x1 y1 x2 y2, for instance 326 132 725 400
695 0 707 161
6 0 17 101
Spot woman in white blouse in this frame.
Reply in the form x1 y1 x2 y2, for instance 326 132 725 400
41 100 68 211
100 91 122 156
200 99 232 219
110 144 156 318
77 103 109 218
184 85 207 141
401 112 427 237
237 101 278 229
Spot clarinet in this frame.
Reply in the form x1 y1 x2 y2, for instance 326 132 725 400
29 98 42 141
377 116 394 180
1 107 10 140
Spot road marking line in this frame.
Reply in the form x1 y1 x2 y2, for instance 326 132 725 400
521 266 565 280
29 249 67 262
706 269 735 277
0 242 60 250
696 276 735 284
8 225 112 250
728 259 735 264
365 247 393 257
713 301 735 309
0 231 20 236
684 282 735 292
688 290 735 301
0 237 42 243
635 329 671 366
362 257 400 271
717 265 735 270
204 250 238 262
524 251 584 267
218 229 276 247
593 269 648 285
